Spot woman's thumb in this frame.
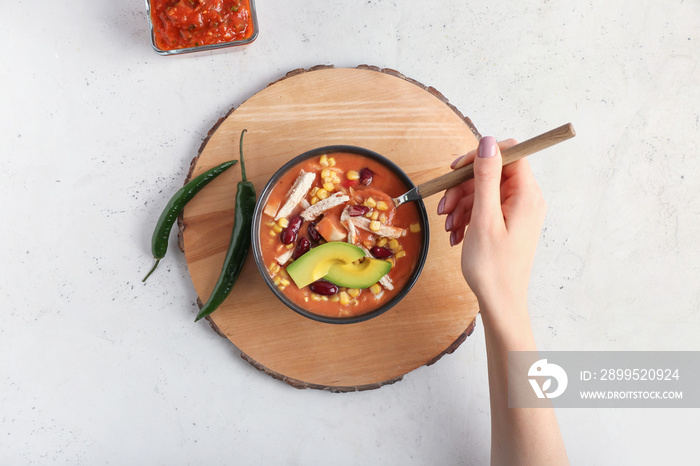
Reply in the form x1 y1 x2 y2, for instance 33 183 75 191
471 136 503 223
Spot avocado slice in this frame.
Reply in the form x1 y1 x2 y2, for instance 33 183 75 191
324 258 392 289
286 242 365 289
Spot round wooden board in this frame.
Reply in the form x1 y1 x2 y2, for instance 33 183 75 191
181 65 481 391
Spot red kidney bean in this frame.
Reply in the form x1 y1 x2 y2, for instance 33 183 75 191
370 246 393 259
307 221 322 243
347 205 370 217
280 228 296 244
292 237 311 260
359 168 373 185
287 215 303 232
280 215 303 245
309 280 339 296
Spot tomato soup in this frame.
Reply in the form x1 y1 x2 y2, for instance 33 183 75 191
149 0 255 51
259 152 424 319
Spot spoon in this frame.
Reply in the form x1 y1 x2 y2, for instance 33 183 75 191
392 122 576 207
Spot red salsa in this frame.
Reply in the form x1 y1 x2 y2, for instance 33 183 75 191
150 0 255 51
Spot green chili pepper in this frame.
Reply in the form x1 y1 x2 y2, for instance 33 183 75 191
195 129 255 322
143 159 238 282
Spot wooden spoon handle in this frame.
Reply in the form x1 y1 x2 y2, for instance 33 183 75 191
416 122 576 199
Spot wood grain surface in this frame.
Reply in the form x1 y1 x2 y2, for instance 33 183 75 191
180 65 481 391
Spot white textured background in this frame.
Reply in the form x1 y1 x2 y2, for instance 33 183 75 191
2 0 699 464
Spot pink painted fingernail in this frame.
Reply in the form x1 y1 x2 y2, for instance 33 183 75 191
450 155 464 169
445 214 453 231
478 136 497 158
449 230 457 246
437 196 446 215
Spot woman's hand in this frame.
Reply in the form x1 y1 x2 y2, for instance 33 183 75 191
439 137 568 465
437 136 547 314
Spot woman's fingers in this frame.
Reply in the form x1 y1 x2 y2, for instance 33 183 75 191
445 193 474 232
438 138 519 217
451 147 478 170
438 181 474 215
450 224 466 247
497 138 518 151
469 137 504 228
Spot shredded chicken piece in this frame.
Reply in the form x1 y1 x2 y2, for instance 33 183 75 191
379 274 394 291
274 170 316 220
275 248 294 266
349 217 405 239
344 218 359 245
300 192 349 221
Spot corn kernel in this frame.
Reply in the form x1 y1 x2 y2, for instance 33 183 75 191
321 296 329 301
269 230 277 237
268 262 280 274
376 200 389 211
321 168 331 179
339 291 350 306
333 175 342 184
286 243 294 249
311 196 319 205
351 299 359 306
388 257 396 268
330 295 340 302
319 155 329 166
371 210 379 220
409 223 421 233
347 170 360 181
309 186 319 197
280 278 290 286
304 296 309 302
311 294 322 301
277 217 289 228
348 288 361 298
362 240 373 249
323 182 335 192
379 213 387 223
364 211 373 218
317 188 329 200
388 239 400 250
396 250 406 259
369 283 381 295
277 285 286 291
328 157 336 167
273 276 282 286
370 220 381 232
364 197 376 208
272 224 283 233
265 220 276 227
376 237 388 247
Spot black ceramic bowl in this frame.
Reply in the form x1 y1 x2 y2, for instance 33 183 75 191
251 146 430 324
